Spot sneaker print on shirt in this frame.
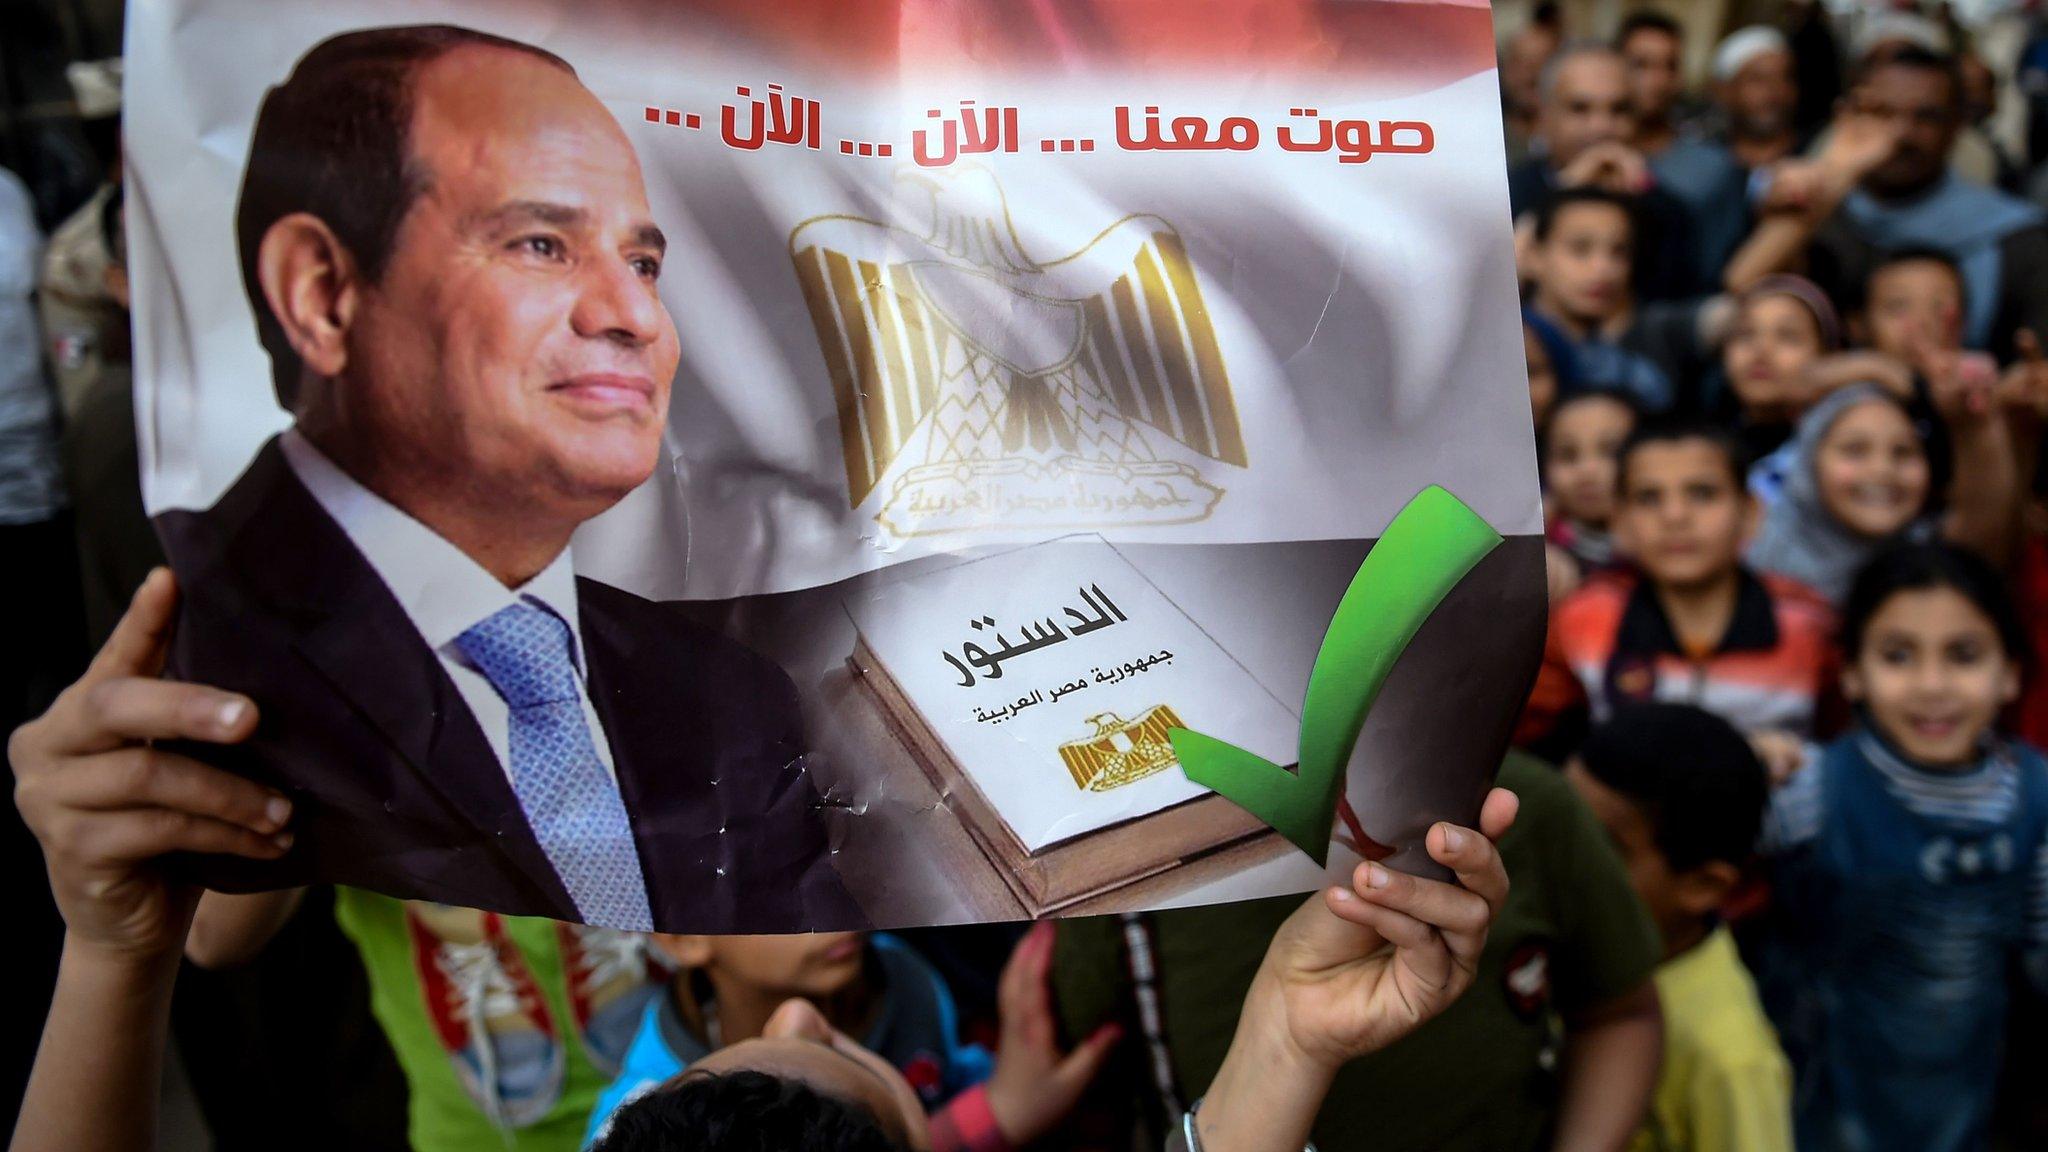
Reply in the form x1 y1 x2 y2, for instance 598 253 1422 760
556 920 663 1075
407 903 566 1129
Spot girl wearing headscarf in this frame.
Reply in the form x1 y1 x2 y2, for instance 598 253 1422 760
1747 370 2021 603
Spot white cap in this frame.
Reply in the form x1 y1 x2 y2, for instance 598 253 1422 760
1713 26 1791 82
1852 13 1950 61
65 58 122 120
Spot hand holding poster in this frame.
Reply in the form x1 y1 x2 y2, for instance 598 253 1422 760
126 0 1543 932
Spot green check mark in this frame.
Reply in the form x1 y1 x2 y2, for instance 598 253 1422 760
1169 486 1503 866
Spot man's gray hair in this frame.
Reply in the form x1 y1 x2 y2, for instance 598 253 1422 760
1538 39 1626 105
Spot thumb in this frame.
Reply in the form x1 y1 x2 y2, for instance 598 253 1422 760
2019 327 2044 365
1050 1022 1123 1094
1284 887 1391 972
87 568 180 683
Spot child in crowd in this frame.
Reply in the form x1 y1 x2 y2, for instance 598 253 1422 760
1566 704 1794 1152
1520 420 1838 756
586 924 1114 1151
1525 315 1564 430
1719 274 1915 466
1523 187 1727 414
1759 543 2048 1152
1747 372 2019 603
1543 390 1636 584
1858 247 1967 362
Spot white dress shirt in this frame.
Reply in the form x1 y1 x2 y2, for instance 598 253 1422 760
279 429 619 786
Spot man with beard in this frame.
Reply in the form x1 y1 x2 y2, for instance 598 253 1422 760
1714 26 1803 172
1806 47 2048 357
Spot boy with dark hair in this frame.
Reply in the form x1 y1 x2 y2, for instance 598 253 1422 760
1858 245 1968 357
1518 420 1839 756
593 1070 907 1152
1525 188 1726 414
1566 704 1793 1152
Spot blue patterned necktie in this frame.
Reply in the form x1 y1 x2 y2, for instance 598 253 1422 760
454 600 654 931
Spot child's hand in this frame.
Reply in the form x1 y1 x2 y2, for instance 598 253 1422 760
1917 339 1999 425
1557 142 1650 195
1807 351 1915 405
1997 329 2048 421
8 570 290 966
1749 730 1809 786
1191 792 1516 1152
984 922 1121 1147
1820 94 1906 184
1249 789 1516 1074
1756 159 1827 214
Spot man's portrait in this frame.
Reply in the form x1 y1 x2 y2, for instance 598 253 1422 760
157 24 863 933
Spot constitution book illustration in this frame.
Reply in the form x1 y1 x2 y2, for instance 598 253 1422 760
844 538 1297 915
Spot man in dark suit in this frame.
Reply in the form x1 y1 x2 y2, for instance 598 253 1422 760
155 25 862 933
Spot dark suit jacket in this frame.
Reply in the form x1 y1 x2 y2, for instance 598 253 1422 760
156 438 864 933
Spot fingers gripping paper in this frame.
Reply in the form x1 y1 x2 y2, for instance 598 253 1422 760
126 0 1544 931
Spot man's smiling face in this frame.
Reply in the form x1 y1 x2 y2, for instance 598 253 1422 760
342 44 681 525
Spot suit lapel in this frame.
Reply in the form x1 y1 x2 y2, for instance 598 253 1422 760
578 582 718 893
231 439 577 915
579 590 667 828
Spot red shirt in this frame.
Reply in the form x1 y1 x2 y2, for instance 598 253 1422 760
2014 536 2048 748
1516 566 1840 752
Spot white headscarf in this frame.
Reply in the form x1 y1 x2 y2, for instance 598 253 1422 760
1747 384 1925 603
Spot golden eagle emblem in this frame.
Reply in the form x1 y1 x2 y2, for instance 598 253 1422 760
1057 706 1187 793
789 167 1245 538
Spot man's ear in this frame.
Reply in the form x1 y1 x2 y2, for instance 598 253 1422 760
651 934 715 969
256 212 361 380
1676 859 1740 917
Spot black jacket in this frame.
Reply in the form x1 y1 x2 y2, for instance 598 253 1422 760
157 437 864 932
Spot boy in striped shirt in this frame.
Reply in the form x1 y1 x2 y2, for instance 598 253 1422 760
1519 419 1840 759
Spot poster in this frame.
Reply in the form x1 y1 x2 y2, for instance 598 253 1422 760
126 0 1544 932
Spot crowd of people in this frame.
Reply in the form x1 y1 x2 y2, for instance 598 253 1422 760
6 2 2048 1151
1508 5 2048 1151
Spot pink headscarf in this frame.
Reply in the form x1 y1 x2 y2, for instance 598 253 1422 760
1743 274 1843 352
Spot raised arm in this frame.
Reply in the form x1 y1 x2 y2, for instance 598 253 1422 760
1190 789 1518 1152
7 571 290 1152
1723 99 1904 294
186 889 306 969
1551 980 1664 1152
1922 346 2023 568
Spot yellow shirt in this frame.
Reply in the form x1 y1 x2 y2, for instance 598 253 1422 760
1630 926 1795 1152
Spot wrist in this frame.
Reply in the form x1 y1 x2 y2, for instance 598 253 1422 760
1239 970 1337 1082
982 1073 1029 1147
61 934 184 990
935 1084 1013 1152
1196 974 1337 1152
